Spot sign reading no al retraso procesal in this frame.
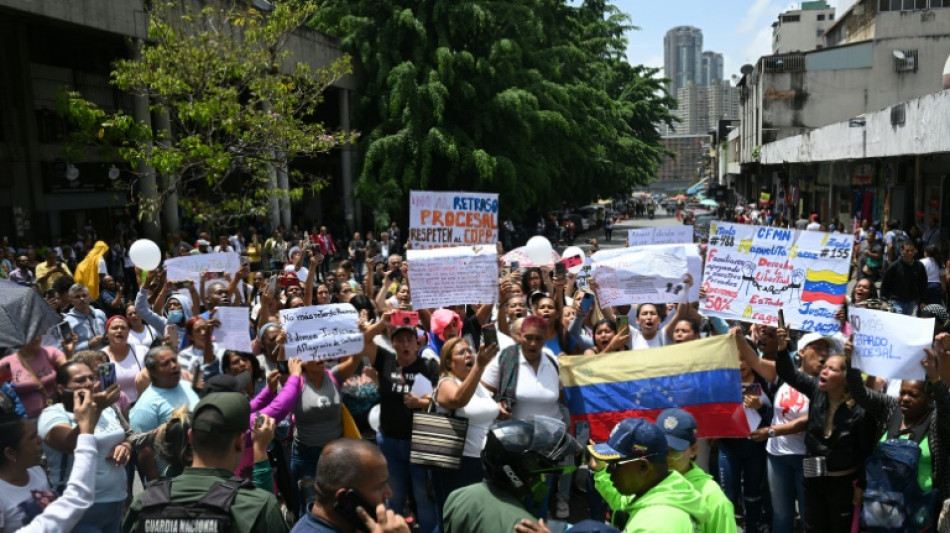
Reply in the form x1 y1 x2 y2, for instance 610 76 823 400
701 222 853 334
409 190 498 249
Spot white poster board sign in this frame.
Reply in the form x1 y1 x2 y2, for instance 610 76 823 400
279 304 363 361
407 246 499 309
409 190 499 249
627 226 694 247
212 307 252 353
850 307 933 381
590 244 702 303
591 244 693 307
164 252 241 288
702 222 853 334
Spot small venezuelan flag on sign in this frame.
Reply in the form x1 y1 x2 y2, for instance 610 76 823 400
559 335 749 442
802 269 848 305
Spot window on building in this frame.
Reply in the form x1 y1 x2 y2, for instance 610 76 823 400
781 14 801 22
817 13 825 20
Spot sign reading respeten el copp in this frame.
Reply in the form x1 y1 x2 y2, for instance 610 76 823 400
409 190 498 249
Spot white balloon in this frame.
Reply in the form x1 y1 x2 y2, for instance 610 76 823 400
561 246 586 274
524 236 554 266
368 404 381 432
129 239 162 270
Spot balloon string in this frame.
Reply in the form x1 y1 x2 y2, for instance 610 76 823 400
141 270 148 287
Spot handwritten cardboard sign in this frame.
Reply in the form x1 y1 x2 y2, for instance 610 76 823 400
406 245 499 309
212 307 252 353
627 226 694 247
591 244 693 307
590 244 702 303
164 252 241 288
850 307 933 381
409 190 499 249
279 304 364 361
701 222 853 334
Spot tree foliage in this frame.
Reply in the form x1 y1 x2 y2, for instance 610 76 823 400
312 0 675 219
58 0 354 226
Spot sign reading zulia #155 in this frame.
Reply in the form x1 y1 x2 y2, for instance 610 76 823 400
409 190 498 249
701 222 853 334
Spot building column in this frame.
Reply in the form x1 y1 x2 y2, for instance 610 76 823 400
130 39 161 241
277 153 291 229
151 109 180 237
339 88 355 235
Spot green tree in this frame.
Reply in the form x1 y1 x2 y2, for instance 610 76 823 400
312 0 674 221
58 0 354 228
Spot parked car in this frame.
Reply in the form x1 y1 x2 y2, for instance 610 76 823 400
568 211 591 231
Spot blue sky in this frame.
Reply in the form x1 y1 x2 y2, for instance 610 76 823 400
610 0 853 80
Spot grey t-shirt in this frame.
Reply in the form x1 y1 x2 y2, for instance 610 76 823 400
293 371 342 448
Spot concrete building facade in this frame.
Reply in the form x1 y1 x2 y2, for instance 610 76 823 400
0 0 361 243
772 0 836 54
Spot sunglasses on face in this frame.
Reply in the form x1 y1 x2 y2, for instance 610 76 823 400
605 454 656 474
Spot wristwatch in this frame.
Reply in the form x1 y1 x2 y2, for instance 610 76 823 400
767 427 777 438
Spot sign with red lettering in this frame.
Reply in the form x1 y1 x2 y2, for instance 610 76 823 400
701 222 853 334
409 190 499 250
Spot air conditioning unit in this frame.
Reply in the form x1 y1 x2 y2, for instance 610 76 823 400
894 50 918 72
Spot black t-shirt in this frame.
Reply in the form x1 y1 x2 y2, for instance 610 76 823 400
349 240 366 261
373 347 440 439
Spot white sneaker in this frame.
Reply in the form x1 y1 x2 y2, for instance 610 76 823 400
555 501 570 519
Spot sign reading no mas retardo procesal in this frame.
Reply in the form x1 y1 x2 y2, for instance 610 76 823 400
279 304 364 361
701 222 854 334
409 190 499 249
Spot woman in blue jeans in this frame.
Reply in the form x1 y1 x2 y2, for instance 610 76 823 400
719 349 773 532
290 354 361 517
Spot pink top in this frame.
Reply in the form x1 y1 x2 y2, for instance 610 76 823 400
1 347 64 418
235 375 303 479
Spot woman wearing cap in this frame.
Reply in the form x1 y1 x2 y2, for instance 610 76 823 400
359 314 441 532
846 333 950 529
774 324 875 532
38 360 125 532
100 315 150 404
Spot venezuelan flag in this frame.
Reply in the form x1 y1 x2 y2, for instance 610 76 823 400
802 269 848 305
559 335 748 442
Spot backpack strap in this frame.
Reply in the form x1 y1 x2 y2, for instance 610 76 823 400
199 476 255 513
140 479 173 508
495 346 521 402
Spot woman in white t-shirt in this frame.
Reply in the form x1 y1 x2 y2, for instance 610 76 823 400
99 315 149 404
124 303 158 348
0 413 57 531
38 361 127 533
432 337 500 519
922 245 946 305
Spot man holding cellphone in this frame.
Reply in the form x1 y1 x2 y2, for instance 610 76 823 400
291 439 410 533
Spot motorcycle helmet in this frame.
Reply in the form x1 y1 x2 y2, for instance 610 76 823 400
482 416 581 508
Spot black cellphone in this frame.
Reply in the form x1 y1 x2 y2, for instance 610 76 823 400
276 360 290 375
510 260 520 270
57 321 72 341
333 488 375 533
555 261 567 275
482 323 498 346
777 309 785 329
743 383 763 396
98 362 117 391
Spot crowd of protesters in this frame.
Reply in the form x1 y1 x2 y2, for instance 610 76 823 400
0 205 948 533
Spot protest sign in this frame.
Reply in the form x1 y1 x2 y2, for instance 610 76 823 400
407 246 499 309
279 304 363 361
409 190 499 249
591 244 694 307
212 307 251 353
164 252 241 288
627 226 694 247
701 223 853 334
850 307 933 381
590 244 702 305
